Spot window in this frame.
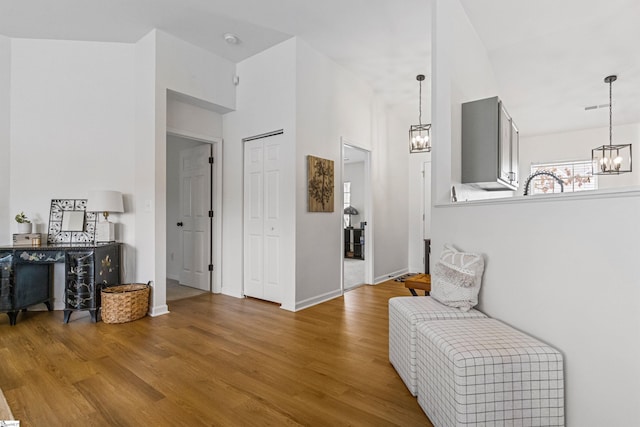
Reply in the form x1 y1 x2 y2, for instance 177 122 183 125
529 160 597 195
343 182 351 227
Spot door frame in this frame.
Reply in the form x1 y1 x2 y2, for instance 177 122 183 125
340 137 373 294
167 127 223 293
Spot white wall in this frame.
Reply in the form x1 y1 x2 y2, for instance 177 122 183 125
222 38 297 308
372 109 410 282
10 38 136 308
344 161 364 226
432 196 640 426
433 0 512 204
223 37 410 309
4 30 235 315
296 39 402 305
166 97 223 138
295 39 351 306
0 35 9 245
137 30 235 315
10 38 136 238
134 30 159 311
519 123 640 193
432 1 640 424
408 153 430 273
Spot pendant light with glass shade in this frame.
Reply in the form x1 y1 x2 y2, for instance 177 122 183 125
409 74 431 153
591 75 632 175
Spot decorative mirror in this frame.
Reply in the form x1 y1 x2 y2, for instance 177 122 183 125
47 199 97 244
61 211 85 231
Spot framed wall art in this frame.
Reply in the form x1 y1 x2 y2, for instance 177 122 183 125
47 199 98 244
307 155 334 212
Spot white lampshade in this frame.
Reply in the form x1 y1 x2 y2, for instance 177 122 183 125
87 190 124 214
87 190 124 242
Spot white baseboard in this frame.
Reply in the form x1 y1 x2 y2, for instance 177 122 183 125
166 273 179 281
293 288 342 312
221 289 244 299
149 304 170 317
375 268 409 284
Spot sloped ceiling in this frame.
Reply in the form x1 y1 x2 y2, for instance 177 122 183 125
460 0 640 137
0 0 431 126
1 0 637 137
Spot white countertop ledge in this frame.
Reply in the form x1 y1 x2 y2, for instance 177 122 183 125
434 186 640 208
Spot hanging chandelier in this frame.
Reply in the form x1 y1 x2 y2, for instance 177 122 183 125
409 74 431 153
591 75 632 175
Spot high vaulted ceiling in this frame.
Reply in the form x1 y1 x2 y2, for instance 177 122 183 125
0 0 431 126
1 1 638 138
460 0 640 137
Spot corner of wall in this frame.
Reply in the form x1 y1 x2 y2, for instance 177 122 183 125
133 29 158 293
0 35 10 243
221 37 297 306
155 29 236 111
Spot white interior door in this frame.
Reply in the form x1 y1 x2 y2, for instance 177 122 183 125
262 137 282 303
179 144 211 291
243 135 283 303
244 140 264 299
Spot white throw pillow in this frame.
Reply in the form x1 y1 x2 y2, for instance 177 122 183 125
431 244 484 311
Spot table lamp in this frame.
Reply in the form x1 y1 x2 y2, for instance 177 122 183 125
87 190 124 242
344 205 358 228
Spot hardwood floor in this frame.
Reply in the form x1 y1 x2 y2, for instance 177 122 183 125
166 278 208 301
0 280 432 426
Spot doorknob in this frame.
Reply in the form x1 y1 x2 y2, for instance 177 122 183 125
177 222 183 227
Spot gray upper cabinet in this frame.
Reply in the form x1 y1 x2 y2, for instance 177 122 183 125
462 96 519 190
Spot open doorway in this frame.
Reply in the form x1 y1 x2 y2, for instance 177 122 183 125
342 141 372 292
166 131 221 301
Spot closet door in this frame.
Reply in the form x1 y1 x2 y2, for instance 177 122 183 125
244 140 264 299
262 137 282 302
243 135 283 303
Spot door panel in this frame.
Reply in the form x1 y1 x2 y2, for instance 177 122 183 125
179 144 211 291
244 141 265 299
264 235 280 302
181 174 195 286
250 173 263 219
193 231 206 275
265 170 279 220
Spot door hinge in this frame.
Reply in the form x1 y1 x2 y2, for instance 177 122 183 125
209 156 214 164
208 264 214 271
209 210 214 218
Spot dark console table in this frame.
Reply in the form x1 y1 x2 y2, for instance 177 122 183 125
0 243 121 325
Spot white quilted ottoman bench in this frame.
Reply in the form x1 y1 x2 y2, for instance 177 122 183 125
389 296 487 396
416 318 564 426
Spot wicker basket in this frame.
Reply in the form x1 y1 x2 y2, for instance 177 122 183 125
101 283 150 324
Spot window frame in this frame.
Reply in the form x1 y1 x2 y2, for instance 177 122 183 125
343 181 351 227
528 159 598 195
